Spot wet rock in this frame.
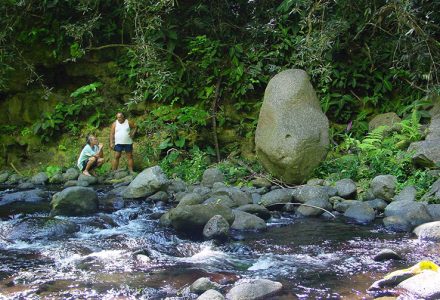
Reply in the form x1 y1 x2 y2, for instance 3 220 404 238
191 277 221 294
255 69 329 184
203 215 230 240
177 193 204 206
427 204 440 221
197 289 224 300
99 194 124 212
77 180 90 187
373 249 402 261
371 175 397 202
168 203 234 233
6 174 23 185
306 178 325 186
384 201 432 228
124 166 168 199
413 221 440 241
31 172 48 185
64 180 78 187
335 178 357 199
383 216 412 232
148 191 169 202
251 193 261 204
49 173 64 184
226 278 282 300
322 185 338 197
159 211 171 227
231 210 266 231
63 168 80 181
259 189 292 208
50 186 98 216
297 198 332 217
397 270 440 300
0 189 46 206
201 168 225 187
4 217 79 241
293 185 328 203
365 199 388 212
344 202 376 224
333 199 359 213
421 178 440 203
394 186 417 202
191 186 211 199
212 182 227 190
17 182 35 190
236 204 271 220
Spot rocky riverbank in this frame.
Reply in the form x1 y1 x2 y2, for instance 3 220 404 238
1 166 440 299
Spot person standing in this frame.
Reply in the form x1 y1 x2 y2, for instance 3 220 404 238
77 135 104 176
110 112 137 172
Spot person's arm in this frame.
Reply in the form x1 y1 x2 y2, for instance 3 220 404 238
95 143 104 158
129 120 137 138
110 122 115 148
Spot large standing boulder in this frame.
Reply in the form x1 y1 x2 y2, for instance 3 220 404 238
50 186 98 216
123 166 168 199
255 69 329 184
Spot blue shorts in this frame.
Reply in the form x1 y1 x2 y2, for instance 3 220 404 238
114 144 133 153
81 158 97 171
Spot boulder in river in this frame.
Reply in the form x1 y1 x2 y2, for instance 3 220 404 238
255 69 329 184
123 166 168 199
50 186 98 216
226 278 282 300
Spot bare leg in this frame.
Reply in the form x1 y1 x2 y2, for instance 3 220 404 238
83 157 97 176
112 151 121 170
127 152 134 173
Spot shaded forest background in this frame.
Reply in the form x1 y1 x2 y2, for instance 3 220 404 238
0 0 439 188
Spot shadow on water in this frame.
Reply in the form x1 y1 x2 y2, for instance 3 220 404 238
1 185 439 299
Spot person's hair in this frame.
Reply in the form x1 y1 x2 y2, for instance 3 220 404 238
116 112 125 118
85 134 95 145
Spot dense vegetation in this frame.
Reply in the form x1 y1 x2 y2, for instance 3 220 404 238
1 0 439 196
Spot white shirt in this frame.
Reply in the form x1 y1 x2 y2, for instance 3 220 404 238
115 119 133 145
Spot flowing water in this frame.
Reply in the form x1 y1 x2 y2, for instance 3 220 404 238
0 185 439 299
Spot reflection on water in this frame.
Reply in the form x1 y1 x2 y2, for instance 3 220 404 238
1 186 439 299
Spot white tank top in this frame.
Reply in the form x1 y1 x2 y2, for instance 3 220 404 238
115 119 133 144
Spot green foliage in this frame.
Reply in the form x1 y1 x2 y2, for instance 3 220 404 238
159 147 209 183
96 162 112 176
315 113 434 199
45 165 62 178
33 82 109 141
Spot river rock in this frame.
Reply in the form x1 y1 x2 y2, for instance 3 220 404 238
231 210 266 231
4 217 79 241
371 175 396 202
364 199 388 212
255 69 329 184
50 186 98 216
63 168 80 181
384 201 432 228
210 187 252 208
259 189 292 208
333 199 359 213
201 168 225 187
17 182 35 190
408 140 440 168
344 202 376 223
203 215 230 240
293 185 329 203
191 277 221 294
373 249 402 261
167 178 187 193
148 191 169 202
0 188 46 206
168 203 234 233
0 171 9 183
197 289 224 300
177 192 204 207
124 166 168 199
6 174 23 185
297 198 332 217
421 178 440 203
49 173 64 184
78 174 98 185
251 177 272 188
383 216 412 232
226 278 283 300
368 112 401 132
397 270 440 300
204 195 235 208
335 178 357 199
236 204 271 220
31 172 48 185
428 204 440 221
394 186 417 202
413 221 440 241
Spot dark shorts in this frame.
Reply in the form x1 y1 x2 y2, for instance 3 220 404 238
81 158 97 171
114 144 133 153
